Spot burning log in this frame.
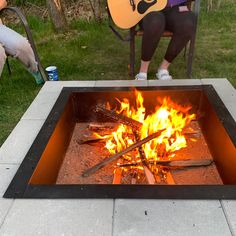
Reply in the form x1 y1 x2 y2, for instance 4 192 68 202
82 129 165 177
93 105 142 130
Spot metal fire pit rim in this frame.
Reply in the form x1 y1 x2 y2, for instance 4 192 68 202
3 85 236 199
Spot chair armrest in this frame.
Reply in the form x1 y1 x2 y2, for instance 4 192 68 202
0 7 39 61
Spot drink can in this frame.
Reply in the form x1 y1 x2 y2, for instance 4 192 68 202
45 66 59 81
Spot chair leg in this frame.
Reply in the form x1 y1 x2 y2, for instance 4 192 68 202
6 57 11 75
129 27 136 77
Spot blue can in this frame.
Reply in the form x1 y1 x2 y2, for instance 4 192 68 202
45 66 59 81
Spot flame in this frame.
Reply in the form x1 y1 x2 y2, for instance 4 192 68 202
101 90 195 163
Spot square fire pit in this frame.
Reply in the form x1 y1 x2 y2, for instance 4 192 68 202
4 85 236 199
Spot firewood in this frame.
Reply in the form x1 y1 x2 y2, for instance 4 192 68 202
133 130 155 184
82 129 165 177
112 168 123 184
156 159 213 167
88 122 118 131
143 166 156 184
184 131 201 138
165 171 175 184
77 137 104 144
117 159 213 168
93 105 142 130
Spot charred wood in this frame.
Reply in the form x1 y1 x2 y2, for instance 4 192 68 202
93 105 142 130
82 129 165 177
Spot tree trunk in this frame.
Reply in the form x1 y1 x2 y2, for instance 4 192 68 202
88 0 102 22
46 0 68 32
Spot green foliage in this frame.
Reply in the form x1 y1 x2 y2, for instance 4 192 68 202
0 1 236 146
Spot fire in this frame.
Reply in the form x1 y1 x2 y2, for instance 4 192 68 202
102 90 196 163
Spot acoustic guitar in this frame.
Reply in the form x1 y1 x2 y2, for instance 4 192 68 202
107 0 168 29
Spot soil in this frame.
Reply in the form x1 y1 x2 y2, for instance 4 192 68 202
56 121 223 185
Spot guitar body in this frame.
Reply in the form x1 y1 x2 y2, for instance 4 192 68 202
107 0 168 29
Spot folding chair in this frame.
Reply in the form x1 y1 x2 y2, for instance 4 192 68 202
0 6 48 81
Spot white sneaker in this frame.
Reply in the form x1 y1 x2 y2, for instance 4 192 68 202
135 72 147 80
156 69 172 80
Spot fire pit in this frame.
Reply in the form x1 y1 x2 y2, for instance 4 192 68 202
4 85 236 199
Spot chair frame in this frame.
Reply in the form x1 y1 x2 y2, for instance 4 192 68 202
108 0 201 78
0 6 48 81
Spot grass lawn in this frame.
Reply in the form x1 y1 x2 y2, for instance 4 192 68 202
0 0 235 146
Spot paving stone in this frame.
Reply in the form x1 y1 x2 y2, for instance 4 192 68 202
113 199 231 236
148 79 202 86
0 199 113 236
21 92 59 120
221 200 236 235
95 80 148 87
0 120 45 164
202 78 236 102
202 78 236 120
0 164 19 197
40 81 96 93
0 199 14 227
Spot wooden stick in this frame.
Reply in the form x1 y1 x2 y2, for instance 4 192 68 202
77 137 104 144
117 159 213 168
165 171 175 184
88 122 118 131
143 166 156 184
156 159 213 167
94 105 142 130
82 129 164 177
133 130 155 184
112 168 123 184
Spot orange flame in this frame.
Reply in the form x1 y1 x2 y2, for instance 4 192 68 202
102 90 195 162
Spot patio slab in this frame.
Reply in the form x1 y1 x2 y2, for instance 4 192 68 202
113 199 231 236
0 79 235 236
0 199 13 228
0 164 19 196
0 120 45 164
0 199 113 236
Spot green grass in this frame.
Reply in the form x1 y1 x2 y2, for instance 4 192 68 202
0 1 236 146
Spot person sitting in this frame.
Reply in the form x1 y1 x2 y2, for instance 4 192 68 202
0 0 44 84
135 0 195 81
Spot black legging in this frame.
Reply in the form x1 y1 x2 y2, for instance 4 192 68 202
141 5 195 62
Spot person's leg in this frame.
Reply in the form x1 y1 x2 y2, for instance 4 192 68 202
0 44 7 77
159 6 195 73
0 24 43 84
157 6 194 80
136 11 165 80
